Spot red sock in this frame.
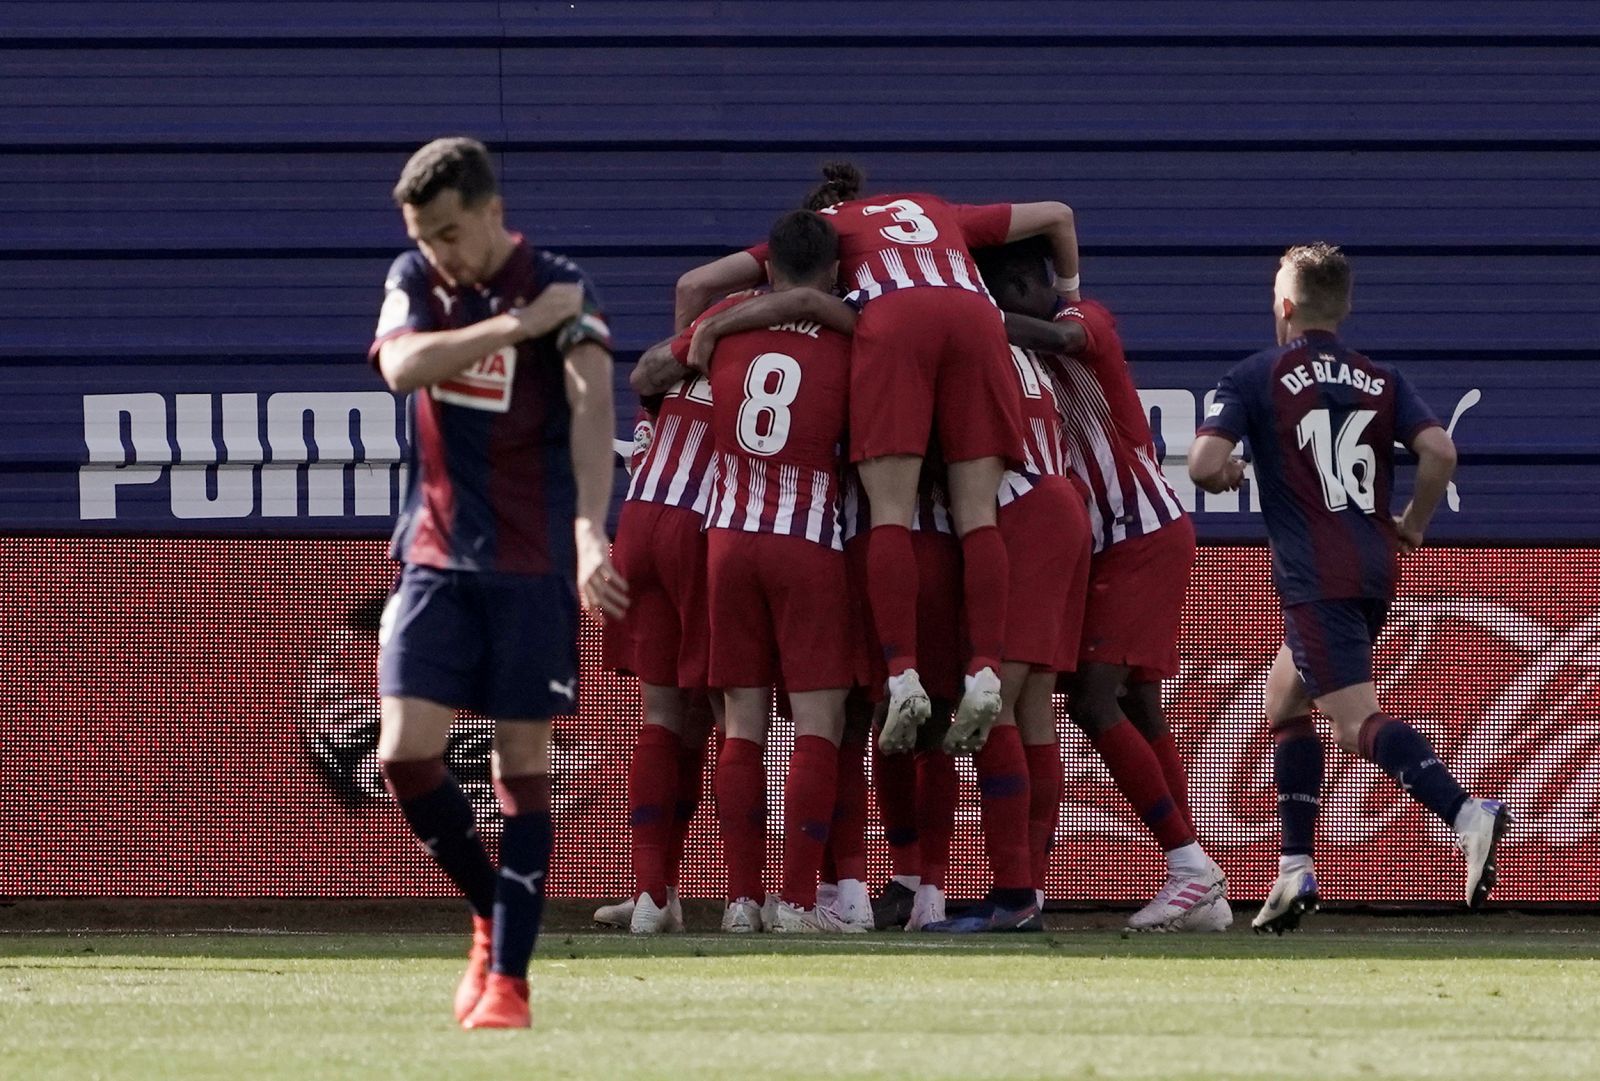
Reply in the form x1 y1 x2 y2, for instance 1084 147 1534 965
627 724 681 906
973 725 1032 891
1145 730 1195 834
960 525 1008 675
867 524 919 676
1024 741 1064 892
667 733 706 891
783 735 839 908
916 749 959 890
874 743 920 877
714 737 766 903
831 734 869 882
1091 719 1195 851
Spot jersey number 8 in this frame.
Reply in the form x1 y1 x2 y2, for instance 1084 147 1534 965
737 352 802 456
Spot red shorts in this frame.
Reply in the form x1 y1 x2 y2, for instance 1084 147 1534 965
607 499 709 688
849 288 1024 465
999 476 1091 671
1078 514 1196 681
845 527 966 702
707 529 854 693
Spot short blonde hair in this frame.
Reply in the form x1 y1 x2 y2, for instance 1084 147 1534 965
1280 242 1352 324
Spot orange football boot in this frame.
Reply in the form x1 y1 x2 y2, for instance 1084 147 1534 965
461 972 531 1030
453 915 493 1023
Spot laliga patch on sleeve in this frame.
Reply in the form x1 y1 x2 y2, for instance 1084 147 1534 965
375 288 411 337
1207 402 1225 418
432 347 516 413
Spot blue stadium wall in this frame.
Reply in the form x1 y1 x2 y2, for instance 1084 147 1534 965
3 3 1599 903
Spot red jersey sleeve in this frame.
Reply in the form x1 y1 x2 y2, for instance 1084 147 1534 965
952 202 1012 249
1053 300 1109 364
669 294 749 365
745 242 770 267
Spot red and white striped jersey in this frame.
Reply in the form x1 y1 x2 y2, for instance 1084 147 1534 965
705 297 853 550
750 194 1011 310
840 466 954 543
1044 299 1185 552
625 375 718 516
998 346 1072 507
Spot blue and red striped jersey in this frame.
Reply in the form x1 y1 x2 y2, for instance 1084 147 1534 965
1199 330 1441 605
368 234 612 576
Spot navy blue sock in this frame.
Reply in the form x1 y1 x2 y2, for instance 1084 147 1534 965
492 775 553 980
381 759 496 919
1358 714 1470 826
1271 716 1322 858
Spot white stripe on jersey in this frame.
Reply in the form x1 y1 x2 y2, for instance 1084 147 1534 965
773 463 798 535
805 470 830 544
853 264 883 305
663 418 706 506
715 453 739 529
634 414 678 502
913 246 947 287
1028 418 1054 475
694 451 719 516
1135 444 1185 522
742 458 767 532
880 248 915 289
997 470 1037 508
945 249 977 292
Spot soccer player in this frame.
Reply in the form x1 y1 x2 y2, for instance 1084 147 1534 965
1188 242 1511 934
675 164 1080 764
680 209 861 932
587 330 723 934
368 138 625 1027
979 237 1229 932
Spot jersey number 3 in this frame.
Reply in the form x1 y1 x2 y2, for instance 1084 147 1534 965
1297 408 1377 513
737 352 802 456
863 199 940 244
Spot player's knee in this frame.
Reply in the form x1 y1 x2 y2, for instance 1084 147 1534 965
1328 716 1364 755
377 756 446 801
492 722 551 777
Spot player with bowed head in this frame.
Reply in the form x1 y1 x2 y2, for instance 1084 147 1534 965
368 137 626 1025
1188 243 1510 933
675 163 1080 769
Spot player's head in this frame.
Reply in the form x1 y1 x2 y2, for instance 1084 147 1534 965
392 137 507 288
803 161 864 210
975 237 1055 319
1275 242 1352 344
766 210 839 290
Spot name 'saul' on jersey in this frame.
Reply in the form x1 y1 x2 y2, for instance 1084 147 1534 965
79 391 405 520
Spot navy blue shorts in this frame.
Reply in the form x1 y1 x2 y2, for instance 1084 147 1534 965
1282 598 1390 700
378 564 579 720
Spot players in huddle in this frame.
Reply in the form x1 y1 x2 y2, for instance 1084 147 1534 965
370 144 1511 1026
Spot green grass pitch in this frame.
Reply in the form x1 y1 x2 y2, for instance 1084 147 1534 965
3 926 1598 1081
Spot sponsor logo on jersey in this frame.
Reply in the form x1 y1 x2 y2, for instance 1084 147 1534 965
431 347 517 413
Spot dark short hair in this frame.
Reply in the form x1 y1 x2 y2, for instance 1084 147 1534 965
768 210 839 282
803 160 864 211
392 137 498 208
1281 242 1352 323
974 236 1051 297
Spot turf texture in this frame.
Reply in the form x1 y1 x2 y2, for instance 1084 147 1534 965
3 927 1598 1081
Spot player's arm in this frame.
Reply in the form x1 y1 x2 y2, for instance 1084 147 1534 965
565 340 629 619
376 285 583 393
1395 426 1457 553
628 336 685 397
1188 434 1248 493
673 251 764 331
1000 311 1088 356
1005 201 1080 301
685 288 857 372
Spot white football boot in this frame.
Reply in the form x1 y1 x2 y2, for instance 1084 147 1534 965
769 899 862 933
833 878 875 932
1127 861 1228 932
1455 799 1513 907
1251 860 1320 935
1181 896 1234 933
721 896 764 933
629 890 687 934
879 669 932 754
944 666 1003 754
815 882 840 910
761 892 781 929
904 884 948 931
592 897 635 928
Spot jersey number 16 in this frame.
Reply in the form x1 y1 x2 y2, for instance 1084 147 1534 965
1297 408 1377 513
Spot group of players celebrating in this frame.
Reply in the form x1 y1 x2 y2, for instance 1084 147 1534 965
368 138 1512 1029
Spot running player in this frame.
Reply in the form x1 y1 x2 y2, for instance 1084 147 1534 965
979 237 1229 932
587 335 722 934
369 138 624 1027
680 209 861 932
675 164 1080 763
1188 242 1511 933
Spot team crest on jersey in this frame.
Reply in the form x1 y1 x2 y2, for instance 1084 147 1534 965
432 347 517 413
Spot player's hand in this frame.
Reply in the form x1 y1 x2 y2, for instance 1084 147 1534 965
685 323 717 373
575 518 629 620
1218 457 1248 491
514 283 585 340
1394 515 1426 555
